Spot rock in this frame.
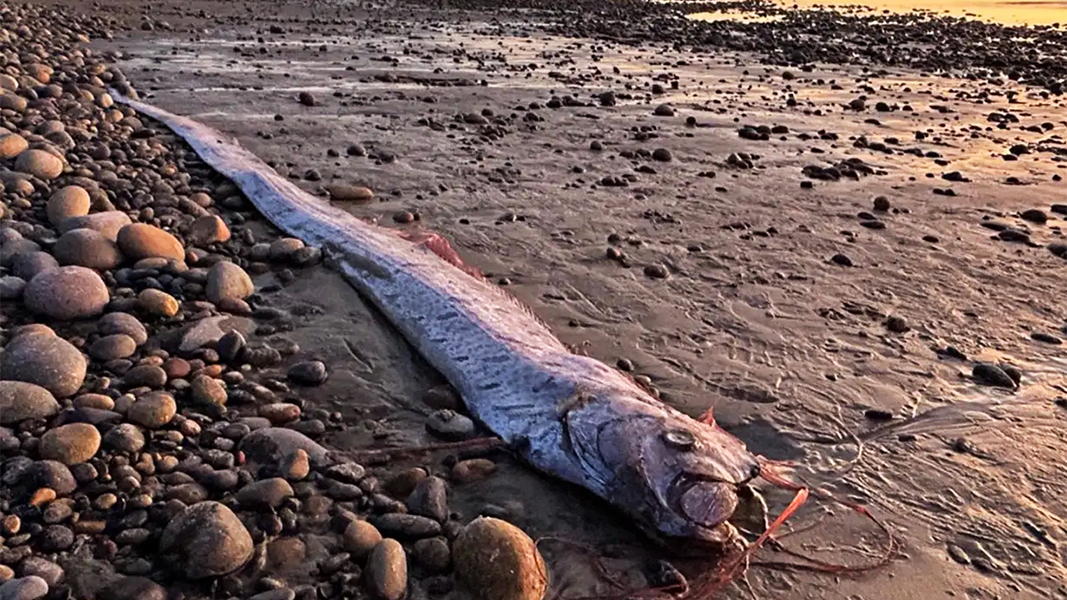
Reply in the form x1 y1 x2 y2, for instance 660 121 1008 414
327 184 374 203
1020 209 1047 224
126 392 176 428
241 427 330 469
830 253 853 267
58 212 132 241
97 313 148 345
96 577 166 600
0 133 29 159
12 252 59 281
343 520 383 559
407 476 448 522
412 537 451 572
206 261 254 303
188 215 230 246
972 363 1017 389
122 365 167 388
15 558 62 587
23 461 77 496
279 449 310 481
14 149 64 180
287 361 328 386
371 514 442 539
260 403 301 424
102 423 145 453
46 186 90 226
298 91 316 106
364 539 407 600
653 104 674 116
53 229 123 270
88 334 137 361
38 423 100 465
137 288 179 318
0 334 86 397
452 517 547 600
884 315 909 333
23 266 109 320
236 478 294 509
159 501 254 579
0 276 26 300
1031 331 1062 345
651 148 672 162
38 525 73 551
452 459 497 484
0 381 59 425
269 238 304 262
643 264 669 279
0 576 49 600
116 224 184 262
190 374 227 406
178 315 255 354
426 409 477 441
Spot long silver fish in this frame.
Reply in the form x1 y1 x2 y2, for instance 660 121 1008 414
112 92 766 549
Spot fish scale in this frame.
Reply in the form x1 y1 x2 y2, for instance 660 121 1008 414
113 90 762 547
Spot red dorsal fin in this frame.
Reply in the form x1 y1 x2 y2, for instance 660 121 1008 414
397 229 484 279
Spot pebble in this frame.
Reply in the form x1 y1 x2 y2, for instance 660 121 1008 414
0 276 26 300
269 238 305 262
58 212 132 241
0 333 86 397
364 539 407 600
407 476 449 522
412 537 452 572
884 315 909 333
159 501 254 579
279 448 310 481
643 264 669 279
137 288 179 318
126 392 177 428
236 477 294 509
190 374 227 406
102 423 145 453
23 266 109 320
830 253 853 266
27 461 76 496
327 184 375 202
0 576 49 600
371 513 442 539
53 229 124 270
1031 331 1062 345
343 519 383 558
12 252 58 281
14 149 64 180
452 517 547 600
287 360 328 386
38 423 100 465
0 381 59 425
122 365 167 388
88 334 137 361
260 402 301 424
426 409 477 440
117 224 185 262
189 215 231 246
241 427 330 469
98 313 148 345
46 186 91 226
972 363 1017 389
0 133 29 159
451 458 497 484
17 558 62 586
206 261 254 303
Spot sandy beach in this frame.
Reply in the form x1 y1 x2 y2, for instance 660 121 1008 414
1 0 1065 599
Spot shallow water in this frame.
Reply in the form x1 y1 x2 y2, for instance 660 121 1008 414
686 0 1067 25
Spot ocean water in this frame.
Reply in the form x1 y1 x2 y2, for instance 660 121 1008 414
689 0 1067 25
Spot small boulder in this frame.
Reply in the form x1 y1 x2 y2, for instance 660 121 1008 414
14 149 64 180
452 517 547 600
126 392 176 428
343 520 383 558
137 288 179 318
0 133 29 159
327 184 374 203
97 313 148 345
188 215 231 246
364 539 407 600
58 212 132 241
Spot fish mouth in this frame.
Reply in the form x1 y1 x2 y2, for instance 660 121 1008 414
666 473 741 533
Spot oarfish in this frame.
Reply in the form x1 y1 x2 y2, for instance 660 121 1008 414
110 92 782 552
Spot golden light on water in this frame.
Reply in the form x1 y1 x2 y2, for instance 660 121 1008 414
689 0 1067 26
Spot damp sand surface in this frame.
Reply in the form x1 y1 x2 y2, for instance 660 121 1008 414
87 3 1067 599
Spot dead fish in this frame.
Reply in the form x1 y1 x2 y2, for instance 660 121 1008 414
110 92 880 564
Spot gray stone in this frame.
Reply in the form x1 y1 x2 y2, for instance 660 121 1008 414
0 381 60 425
24 266 109 320
57 211 132 241
96 313 147 346
0 276 26 300
0 334 87 397
0 576 49 600
11 252 58 281
364 539 407 600
240 427 329 469
53 229 124 270
159 502 253 579
178 315 255 354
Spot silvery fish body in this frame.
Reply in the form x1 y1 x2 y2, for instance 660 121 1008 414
114 92 762 546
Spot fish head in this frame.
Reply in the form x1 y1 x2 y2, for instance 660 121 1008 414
566 393 761 549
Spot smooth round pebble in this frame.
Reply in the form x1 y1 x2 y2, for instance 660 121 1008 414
117 224 184 261
0 381 60 425
14 149 64 180
38 423 100 465
206 261 254 303
88 334 137 361
23 266 109 320
53 229 123 270
46 186 90 226
159 501 254 579
126 392 176 428
364 539 407 600
0 334 86 397
137 288 179 317
453 517 547 600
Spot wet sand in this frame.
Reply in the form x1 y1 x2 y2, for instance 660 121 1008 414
65 0 1067 598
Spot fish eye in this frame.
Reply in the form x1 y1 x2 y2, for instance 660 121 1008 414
663 429 696 451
